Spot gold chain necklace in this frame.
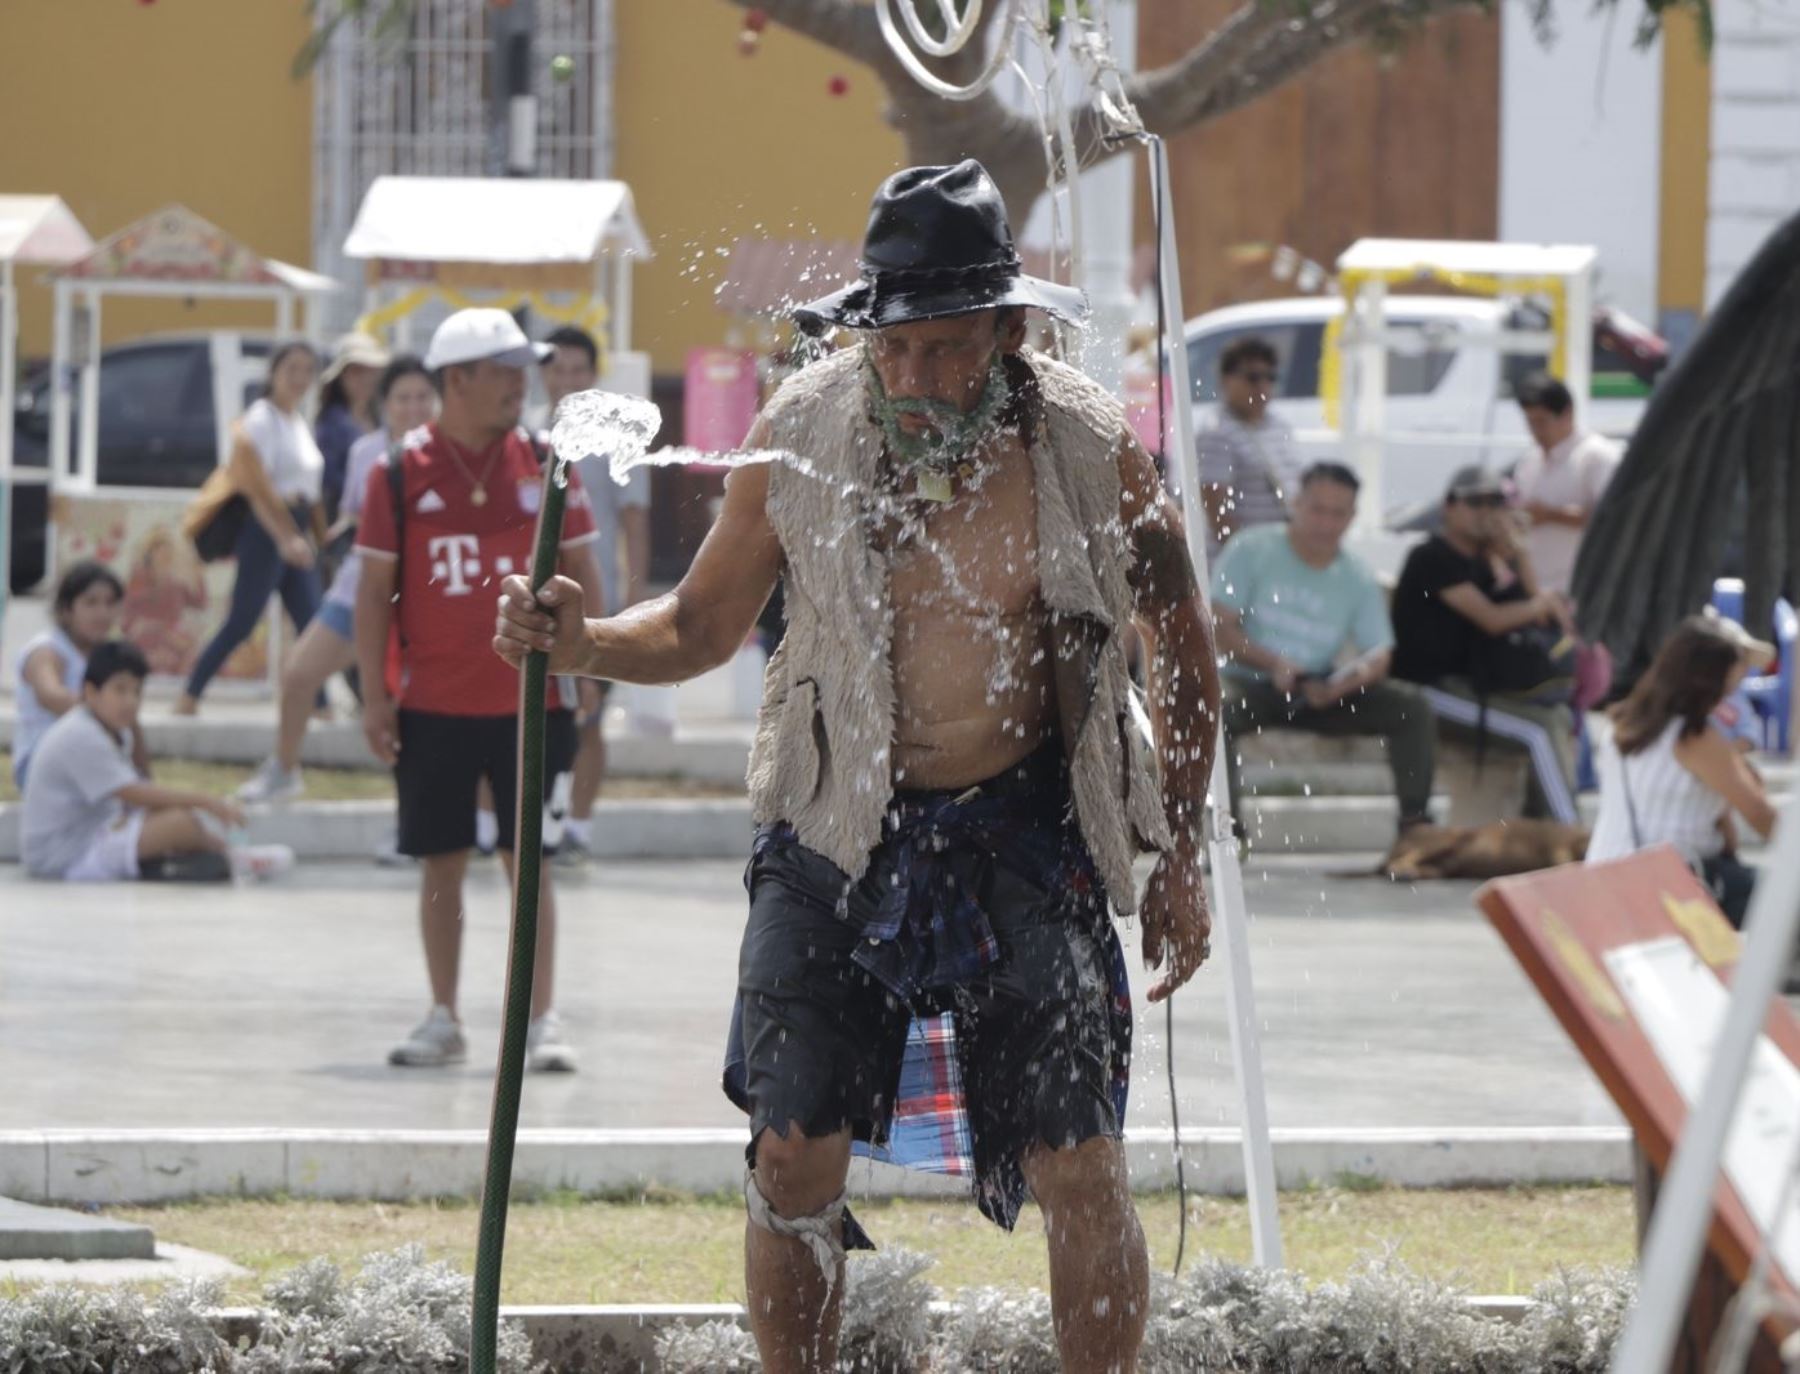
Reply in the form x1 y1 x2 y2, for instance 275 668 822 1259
439 435 506 507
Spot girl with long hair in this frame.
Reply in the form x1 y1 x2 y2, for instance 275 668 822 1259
238 355 436 803
1587 613 1781 924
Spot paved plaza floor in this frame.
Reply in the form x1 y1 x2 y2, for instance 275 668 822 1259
0 856 1621 1136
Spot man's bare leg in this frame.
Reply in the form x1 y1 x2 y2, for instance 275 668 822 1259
419 851 470 1015
1024 1136 1150 1374
496 850 557 1019
569 715 605 825
745 1124 852 1374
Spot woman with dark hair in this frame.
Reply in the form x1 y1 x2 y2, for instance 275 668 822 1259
238 355 437 803
315 332 389 523
1587 613 1781 924
175 342 325 715
11 559 126 788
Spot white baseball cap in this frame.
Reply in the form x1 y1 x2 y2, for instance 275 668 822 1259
423 307 553 371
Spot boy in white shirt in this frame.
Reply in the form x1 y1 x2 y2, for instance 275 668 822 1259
22 641 292 882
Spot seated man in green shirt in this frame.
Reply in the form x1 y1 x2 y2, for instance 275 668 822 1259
1212 462 1435 835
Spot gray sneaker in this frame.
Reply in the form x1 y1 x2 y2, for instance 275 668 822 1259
526 1011 578 1073
237 758 304 804
389 1006 467 1068
554 829 592 869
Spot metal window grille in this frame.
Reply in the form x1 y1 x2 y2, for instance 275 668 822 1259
311 0 615 336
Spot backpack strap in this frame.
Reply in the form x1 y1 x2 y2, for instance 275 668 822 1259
386 440 408 650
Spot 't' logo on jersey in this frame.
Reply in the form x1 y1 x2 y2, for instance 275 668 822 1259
428 535 482 595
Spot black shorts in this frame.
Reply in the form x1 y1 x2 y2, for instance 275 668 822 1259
395 709 576 857
734 765 1121 1201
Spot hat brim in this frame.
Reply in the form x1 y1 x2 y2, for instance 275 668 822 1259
428 341 555 370
791 272 1090 336
322 350 392 385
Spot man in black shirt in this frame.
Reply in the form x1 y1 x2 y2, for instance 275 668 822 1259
1391 467 1580 821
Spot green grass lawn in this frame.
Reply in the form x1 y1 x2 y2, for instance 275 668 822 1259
0 751 740 805
80 1184 1635 1307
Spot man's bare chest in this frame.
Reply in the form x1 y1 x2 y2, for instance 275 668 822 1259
881 444 1042 619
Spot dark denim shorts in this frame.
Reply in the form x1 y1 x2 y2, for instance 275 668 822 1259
733 748 1123 1199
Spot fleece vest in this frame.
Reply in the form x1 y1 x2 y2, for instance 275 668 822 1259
746 345 1172 912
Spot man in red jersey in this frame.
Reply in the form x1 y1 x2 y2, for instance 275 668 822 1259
355 308 604 1073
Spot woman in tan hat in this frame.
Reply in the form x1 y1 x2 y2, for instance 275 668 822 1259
316 330 390 524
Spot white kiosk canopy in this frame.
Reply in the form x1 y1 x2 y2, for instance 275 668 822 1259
342 176 650 356
45 204 340 492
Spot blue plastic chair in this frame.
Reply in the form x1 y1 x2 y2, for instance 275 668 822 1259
1711 578 1795 754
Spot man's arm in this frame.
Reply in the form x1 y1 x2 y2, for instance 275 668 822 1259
620 503 652 607
497 424 784 685
1212 606 1300 690
1120 437 1220 1003
355 555 400 765
1437 581 1558 637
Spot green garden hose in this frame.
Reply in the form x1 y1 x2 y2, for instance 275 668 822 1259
472 455 569 1374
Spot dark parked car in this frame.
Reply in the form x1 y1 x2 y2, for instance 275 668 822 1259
9 333 271 592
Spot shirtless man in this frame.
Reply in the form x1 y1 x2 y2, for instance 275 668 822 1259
495 162 1219 1374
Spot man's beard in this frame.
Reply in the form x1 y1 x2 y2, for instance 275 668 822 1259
865 349 1012 473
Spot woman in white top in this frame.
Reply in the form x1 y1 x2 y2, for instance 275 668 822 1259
11 560 127 788
1587 614 1779 925
238 357 436 803
176 343 325 714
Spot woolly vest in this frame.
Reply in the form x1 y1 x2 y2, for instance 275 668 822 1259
746 346 1172 913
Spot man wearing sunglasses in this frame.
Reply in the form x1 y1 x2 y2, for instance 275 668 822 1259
1391 466 1581 823
1198 336 1301 554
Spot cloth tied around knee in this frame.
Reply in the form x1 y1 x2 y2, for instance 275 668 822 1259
745 1169 849 1292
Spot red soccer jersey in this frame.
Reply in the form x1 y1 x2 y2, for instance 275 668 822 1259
356 425 597 716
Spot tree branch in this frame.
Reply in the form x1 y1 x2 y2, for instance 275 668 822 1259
724 0 888 67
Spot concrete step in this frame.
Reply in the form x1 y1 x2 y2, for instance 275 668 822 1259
0 1196 155 1261
0 797 756 865
1240 793 1602 854
0 708 755 784
0 789 1616 866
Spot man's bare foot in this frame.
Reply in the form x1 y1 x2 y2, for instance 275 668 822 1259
172 694 200 717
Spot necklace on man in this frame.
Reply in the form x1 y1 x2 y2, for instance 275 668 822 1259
442 437 503 506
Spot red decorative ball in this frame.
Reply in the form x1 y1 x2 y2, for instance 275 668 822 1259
827 74 850 97
738 29 760 56
745 7 769 32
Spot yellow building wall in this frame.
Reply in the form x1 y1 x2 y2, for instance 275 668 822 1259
0 0 315 360
615 3 903 376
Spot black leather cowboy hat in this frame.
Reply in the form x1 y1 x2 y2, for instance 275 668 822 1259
792 160 1089 336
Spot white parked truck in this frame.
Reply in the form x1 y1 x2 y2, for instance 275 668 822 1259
1182 292 1664 530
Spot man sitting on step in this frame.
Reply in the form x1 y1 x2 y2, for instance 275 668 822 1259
1213 461 1436 837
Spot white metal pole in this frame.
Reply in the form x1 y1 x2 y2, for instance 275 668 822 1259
1154 137 1284 1268
611 251 632 356
276 291 295 341
1 261 15 659
78 288 101 491
1563 265 1593 431
1349 281 1388 535
1609 807 1800 1373
50 282 70 494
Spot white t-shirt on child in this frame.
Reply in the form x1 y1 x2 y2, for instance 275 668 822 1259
20 707 140 879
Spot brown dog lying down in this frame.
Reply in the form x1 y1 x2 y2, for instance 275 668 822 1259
1380 820 1590 881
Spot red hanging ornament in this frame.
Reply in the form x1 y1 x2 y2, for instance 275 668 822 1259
744 8 769 32
827 74 850 98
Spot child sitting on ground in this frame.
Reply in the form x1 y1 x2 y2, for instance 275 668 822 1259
11 560 129 789
21 641 294 883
